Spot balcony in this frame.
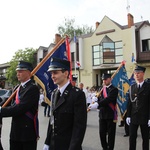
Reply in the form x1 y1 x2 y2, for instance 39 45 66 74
137 51 150 63
103 51 115 63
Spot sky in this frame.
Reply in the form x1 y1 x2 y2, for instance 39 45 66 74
0 0 149 64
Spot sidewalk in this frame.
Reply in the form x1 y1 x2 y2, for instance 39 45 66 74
1 106 149 150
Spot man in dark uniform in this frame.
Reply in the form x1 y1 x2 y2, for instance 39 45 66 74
43 57 87 150
88 73 118 150
126 65 150 150
0 61 39 150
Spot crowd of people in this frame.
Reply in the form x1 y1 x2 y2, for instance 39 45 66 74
0 57 150 150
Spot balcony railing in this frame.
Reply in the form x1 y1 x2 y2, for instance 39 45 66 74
137 51 150 63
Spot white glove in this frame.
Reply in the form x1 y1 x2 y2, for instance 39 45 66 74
148 120 150 127
126 117 131 125
88 102 98 110
92 96 98 103
43 144 49 150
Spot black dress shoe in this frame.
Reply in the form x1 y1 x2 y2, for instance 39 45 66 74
118 121 124 127
124 134 129 137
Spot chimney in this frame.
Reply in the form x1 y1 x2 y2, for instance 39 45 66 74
54 34 62 44
128 13 134 28
95 22 100 29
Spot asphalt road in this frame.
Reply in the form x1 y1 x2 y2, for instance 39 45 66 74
1 106 149 150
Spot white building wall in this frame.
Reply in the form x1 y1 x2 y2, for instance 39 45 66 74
140 25 150 39
79 16 134 88
140 25 150 51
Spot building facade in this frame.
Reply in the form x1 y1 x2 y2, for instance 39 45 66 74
72 13 150 88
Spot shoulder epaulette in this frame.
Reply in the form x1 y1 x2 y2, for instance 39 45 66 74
72 86 80 92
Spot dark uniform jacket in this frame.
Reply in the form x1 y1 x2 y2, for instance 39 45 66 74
1 80 39 141
127 81 150 125
45 83 87 150
97 84 118 119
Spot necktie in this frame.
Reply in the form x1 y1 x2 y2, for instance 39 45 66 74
54 89 60 106
103 86 107 98
19 85 23 93
21 85 24 89
138 84 140 91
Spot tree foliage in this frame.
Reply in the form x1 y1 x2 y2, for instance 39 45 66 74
6 48 37 86
57 18 94 38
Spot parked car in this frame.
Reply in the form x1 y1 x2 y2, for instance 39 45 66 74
0 89 12 104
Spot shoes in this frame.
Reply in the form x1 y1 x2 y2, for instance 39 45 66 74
123 134 129 137
47 115 50 117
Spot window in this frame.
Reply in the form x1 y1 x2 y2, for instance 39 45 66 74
115 41 123 63
142 39 150 51
102 42 115 63
92 45 102 65
71 53 75 68
39 58 43 62
92 38 123 66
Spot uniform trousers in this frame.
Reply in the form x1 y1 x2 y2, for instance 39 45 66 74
124 113 129 135
129 123 149 150
99 119 116 150
44 104 50 117
10 139 37 150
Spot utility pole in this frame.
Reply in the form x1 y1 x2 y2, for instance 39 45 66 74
126 0 130 13
74 31 77 78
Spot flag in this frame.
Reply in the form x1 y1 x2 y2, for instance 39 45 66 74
34 39 70 104
74 31 77 43
129 73 136 85
131 53 135 62
76 61 81 68
111 62 130 118
66 37 72 81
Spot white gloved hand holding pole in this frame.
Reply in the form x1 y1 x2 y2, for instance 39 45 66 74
126 117 131 125
88 102 98 110
148 120 150 127
43 144 49 150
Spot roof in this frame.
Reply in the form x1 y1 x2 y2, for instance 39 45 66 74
111 18 150 30
134 20 150 30
79 33 93 38
0 63 10 69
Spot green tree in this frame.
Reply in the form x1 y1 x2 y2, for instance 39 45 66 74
57 18 94 38
6 48 37 86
